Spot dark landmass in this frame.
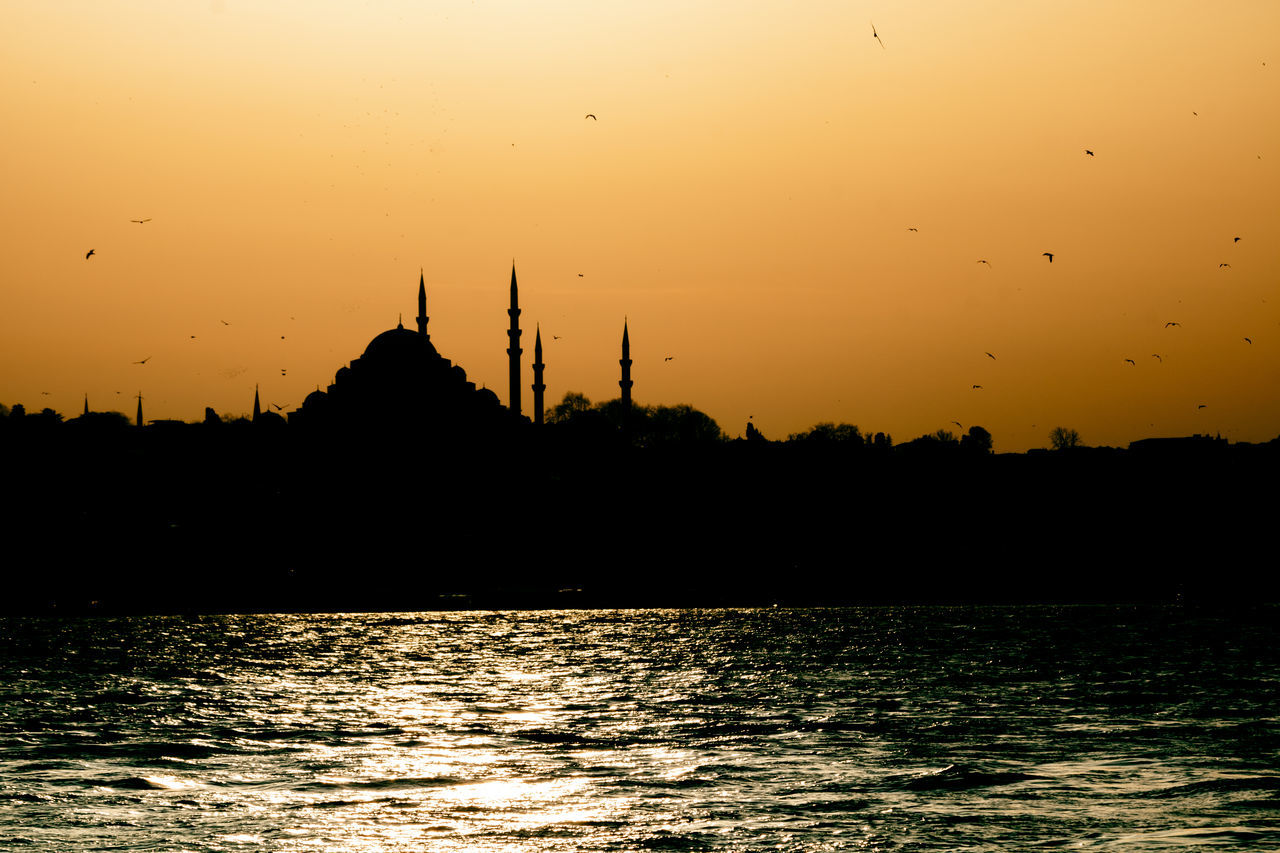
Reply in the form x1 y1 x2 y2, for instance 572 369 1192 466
2 401 1277 614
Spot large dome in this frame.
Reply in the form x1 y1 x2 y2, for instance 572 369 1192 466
362 325 438 361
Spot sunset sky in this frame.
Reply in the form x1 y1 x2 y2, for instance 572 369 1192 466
3 1 1277 451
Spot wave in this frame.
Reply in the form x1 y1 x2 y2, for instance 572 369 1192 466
891 763 1041 792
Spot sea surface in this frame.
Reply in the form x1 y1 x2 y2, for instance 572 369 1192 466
1 606 1277 852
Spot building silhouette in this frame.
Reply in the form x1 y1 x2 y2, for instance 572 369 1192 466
507 264 522 416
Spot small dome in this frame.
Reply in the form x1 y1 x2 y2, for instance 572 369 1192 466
303 389 328 409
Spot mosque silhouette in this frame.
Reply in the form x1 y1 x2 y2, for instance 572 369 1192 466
280 266 629 433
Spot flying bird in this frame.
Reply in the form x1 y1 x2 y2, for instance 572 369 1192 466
972 384 983 389
871 21 885 48
1084 149 1094 156
1043 252 1054 263
1244 337 1252 344
664 356 674 362
977 259 991 267
1152 354 1162 362
1124 359 1136 365
585 114 597 120
130 218 151 224
985 352 995 360
85 249 95 259
1219 263 1231 268
1234 236 1242 242
907 227 918 232
552 335 561 341
220 319 230 325
952 421 962 428
1198 404 1207 409
133 356 151 364
578 273 584 277
1165 322 1180 328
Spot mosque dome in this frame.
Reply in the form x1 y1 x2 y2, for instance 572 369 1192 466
363 324 437 362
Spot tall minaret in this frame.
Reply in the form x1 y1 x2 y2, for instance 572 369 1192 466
531 324 546 426
83 394 89 416
507 263 522 415
416 269 430 341
619 318 633 409
253 385 261 421
135 392 144 427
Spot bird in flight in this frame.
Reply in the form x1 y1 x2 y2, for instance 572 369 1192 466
552 335 562 341
972 384 983 389
220 319 231 325
1124 358 1136 366
977 259 991 267
131 218 151 224
664 356 674 362
271 403 289 411
1198 404 1207 409
907 227 918 232
585 114 597 120
1084 149 1094 156
1244 337 1252 344
85 249 95 259
1234 236 1242 242
1043 252 1054 263
133 356 151 364
1165 322 1180 328
871 21 885 48
952 420 963 428
985 352 996 360
578 273 584 277
1219 263 1231 268
1152 354 1163 362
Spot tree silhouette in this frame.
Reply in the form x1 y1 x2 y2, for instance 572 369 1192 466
1050 426 1082 450
961 425 993 454
787 422 863 443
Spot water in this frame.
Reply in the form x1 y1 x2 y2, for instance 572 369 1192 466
2 607 1277 851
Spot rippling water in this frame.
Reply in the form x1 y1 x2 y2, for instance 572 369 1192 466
2 607 1278 851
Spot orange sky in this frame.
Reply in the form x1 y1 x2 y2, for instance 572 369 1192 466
2 1 1277 451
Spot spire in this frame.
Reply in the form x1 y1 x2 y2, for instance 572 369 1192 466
507 262 522 415
619 318 633 410
416 269 429 339
135 392 143 427
532 324 546 427
83 393 89 416
253 384 261 421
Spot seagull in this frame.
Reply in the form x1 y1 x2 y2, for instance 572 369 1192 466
585 114 597 120
133 356 151 364
1124 358 1136 365
1219 263 1231 268
907 227 918 232
1084 149 1094 156
664 356 674 362
972 384 983 389
1198 404 1207 409
871 21 885 49
85 249 95 259
1234 236 1242 242
552 335 562 341
1043 252 1054 263
985 352 996 360
977 259 991 267
130 218 151 224
1152 354 1163 362
578 273 584 277
1244 337 1252 344
952 420 963 427
271 403 289 411
1165 322 1180 328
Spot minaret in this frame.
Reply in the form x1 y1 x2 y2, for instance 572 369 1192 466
83 394 89 416
253 385 261 421
507 263 522 415
619 319 633 410
135 392 143 427
416 269 429 340
531 324 546 426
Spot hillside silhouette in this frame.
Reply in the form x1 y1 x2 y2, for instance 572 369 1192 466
2 397 1277 614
